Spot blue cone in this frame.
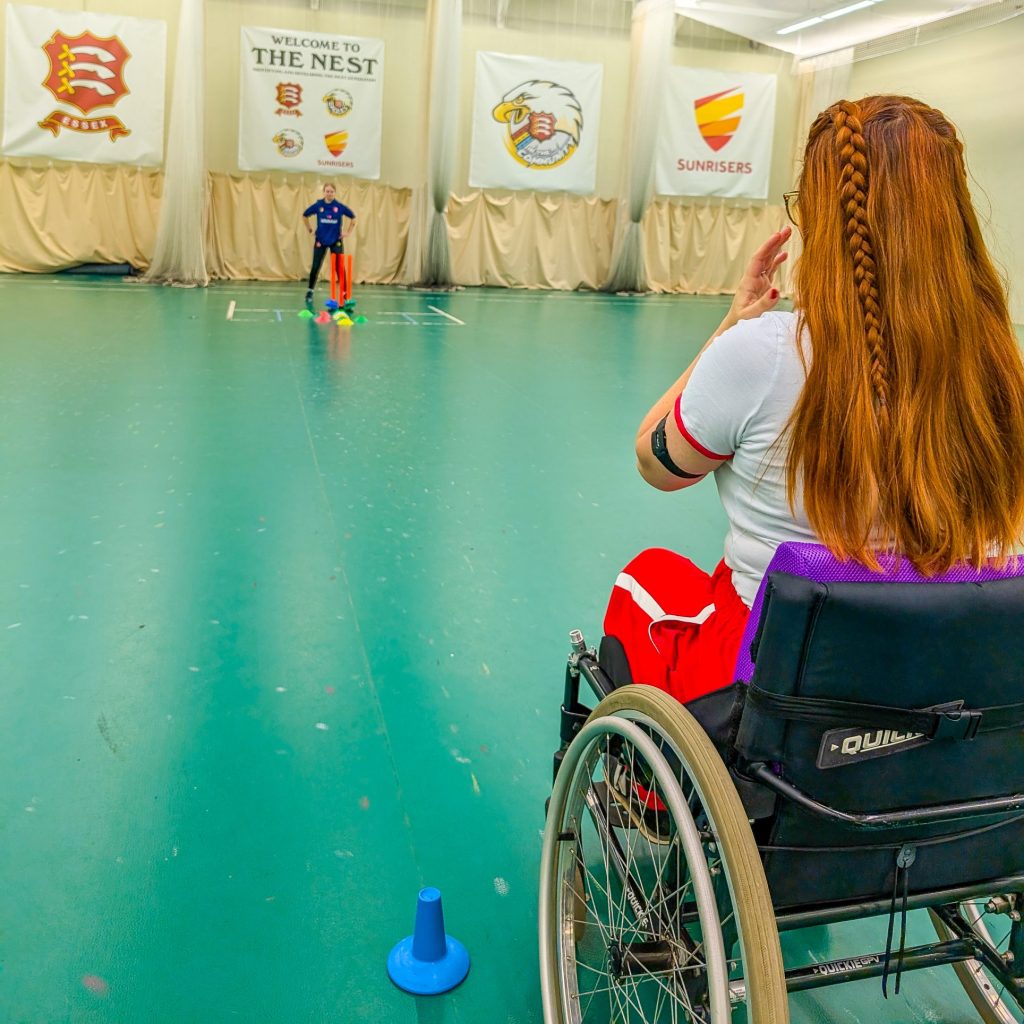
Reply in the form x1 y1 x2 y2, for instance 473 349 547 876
387 887 470 995
324 298 340 311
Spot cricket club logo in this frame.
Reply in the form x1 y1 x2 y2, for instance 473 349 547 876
275 82 302 117
492 80 582 170
38 29 132 140
272 129 303 157
323 89 353 117
694 86 743 151
324 130 348 157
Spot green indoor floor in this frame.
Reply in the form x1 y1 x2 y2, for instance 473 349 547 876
0 276 1011 1023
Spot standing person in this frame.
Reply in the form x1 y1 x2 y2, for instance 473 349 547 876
605 94 1024 706
303 183 356 303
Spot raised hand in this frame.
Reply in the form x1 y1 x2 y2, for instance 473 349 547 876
721 226 792 330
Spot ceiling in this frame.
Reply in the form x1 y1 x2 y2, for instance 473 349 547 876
673 0 1003 57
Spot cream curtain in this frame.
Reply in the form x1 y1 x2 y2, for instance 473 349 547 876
205 175 411 284
448 190 617 290
0 160 788 294
0 162 160 272
644 199 794 295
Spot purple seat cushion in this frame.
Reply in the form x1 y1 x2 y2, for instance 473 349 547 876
733 542 1024 683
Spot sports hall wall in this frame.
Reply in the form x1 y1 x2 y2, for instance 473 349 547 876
848 16 1024 324
0 0 1020 319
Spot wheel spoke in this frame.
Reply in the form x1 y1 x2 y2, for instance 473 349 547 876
543 697 784 1024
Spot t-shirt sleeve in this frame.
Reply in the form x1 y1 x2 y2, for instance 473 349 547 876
674 314 782 460
302 203 318 217
340 204 356 219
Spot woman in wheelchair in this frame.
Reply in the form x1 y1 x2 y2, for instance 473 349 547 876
542 96 1024 1024
606 95 1024 706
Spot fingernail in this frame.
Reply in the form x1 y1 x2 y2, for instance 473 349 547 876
770 288 779 299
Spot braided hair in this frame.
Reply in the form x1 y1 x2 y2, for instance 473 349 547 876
832 100 889 427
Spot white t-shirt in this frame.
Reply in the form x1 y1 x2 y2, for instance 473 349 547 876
675 310 815 607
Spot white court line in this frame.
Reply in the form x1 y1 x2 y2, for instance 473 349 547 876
427 305 465 325
226 300 236 321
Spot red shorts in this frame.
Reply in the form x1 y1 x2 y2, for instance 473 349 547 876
603 548 750 703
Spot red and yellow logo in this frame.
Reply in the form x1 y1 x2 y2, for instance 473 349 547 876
38 29 131 140
275 82 302 109
324 130 348 157
694 86 743 152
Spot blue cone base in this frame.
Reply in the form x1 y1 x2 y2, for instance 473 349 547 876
324 299 340 311
387 934 470 995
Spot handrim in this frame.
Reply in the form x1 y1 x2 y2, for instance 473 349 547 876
539 684 789 1024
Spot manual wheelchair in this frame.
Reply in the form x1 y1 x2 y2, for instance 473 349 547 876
539 542 1024 1023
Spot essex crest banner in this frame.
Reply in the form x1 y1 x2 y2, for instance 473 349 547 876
239 26 383 177
2 4 166 164
469 51 602 194
656 67 777 199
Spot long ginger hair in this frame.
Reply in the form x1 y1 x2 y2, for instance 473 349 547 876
787 95 1024 571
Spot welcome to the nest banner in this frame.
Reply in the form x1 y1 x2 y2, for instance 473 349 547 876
239 25 384 177
469 51 603 194
656 67 777 200
2 3 166 165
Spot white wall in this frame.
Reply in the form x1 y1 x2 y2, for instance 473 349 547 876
849 16 1024 323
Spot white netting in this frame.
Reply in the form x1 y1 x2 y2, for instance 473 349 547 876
604 0 674 293
144 0 208 287
403 0 462 287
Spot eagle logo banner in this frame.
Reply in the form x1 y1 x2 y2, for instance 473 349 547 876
470 52 602 194
491 80 582 170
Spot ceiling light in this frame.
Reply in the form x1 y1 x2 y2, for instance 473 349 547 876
821 0 875 19
777 15 824 34
777 0 882 35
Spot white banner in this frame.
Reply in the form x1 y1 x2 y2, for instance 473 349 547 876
2 4 165 165
656 67 777 200
239 26 383 178
469 51 602 194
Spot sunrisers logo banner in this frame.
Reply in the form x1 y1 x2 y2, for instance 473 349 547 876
2 4 166 165
656 67 777 200
469 52 602 194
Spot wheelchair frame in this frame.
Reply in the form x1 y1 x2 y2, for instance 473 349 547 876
541 630 1024 1023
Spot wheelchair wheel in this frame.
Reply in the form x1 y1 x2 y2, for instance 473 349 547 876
539 685 788 1023
929 902 1022 1023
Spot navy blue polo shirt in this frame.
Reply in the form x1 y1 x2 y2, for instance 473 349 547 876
303 199 356 246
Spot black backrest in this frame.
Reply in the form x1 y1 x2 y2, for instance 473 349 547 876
733 572 1024 906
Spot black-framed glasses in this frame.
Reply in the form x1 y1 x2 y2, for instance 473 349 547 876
783 190 800 226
